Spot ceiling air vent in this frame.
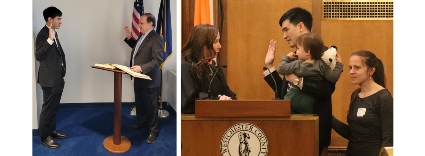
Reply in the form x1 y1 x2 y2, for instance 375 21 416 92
323 0 393 20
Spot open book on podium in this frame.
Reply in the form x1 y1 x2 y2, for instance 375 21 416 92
92 63 151 80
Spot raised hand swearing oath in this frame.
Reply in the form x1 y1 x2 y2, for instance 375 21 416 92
124 26 132 39
265 39 277 68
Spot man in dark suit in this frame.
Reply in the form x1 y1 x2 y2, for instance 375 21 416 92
123 13 163 144
263 7 335 155
35 6 67 149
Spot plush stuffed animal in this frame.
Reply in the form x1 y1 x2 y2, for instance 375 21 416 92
321 45 338 70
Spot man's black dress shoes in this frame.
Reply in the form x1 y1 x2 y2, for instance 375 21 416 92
51 130 67 138
146 130 158 144
41 136 60 148
128 124 147 130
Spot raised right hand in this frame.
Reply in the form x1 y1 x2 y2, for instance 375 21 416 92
124 26 131 39
265 39 276 68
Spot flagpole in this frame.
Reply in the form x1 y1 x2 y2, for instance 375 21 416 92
158 0 169 118
158 65 169 118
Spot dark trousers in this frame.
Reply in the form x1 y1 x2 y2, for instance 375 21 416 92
134 86 159 133
316 99 332 156
38 79 64 139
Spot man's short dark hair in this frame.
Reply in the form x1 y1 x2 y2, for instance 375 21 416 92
279 7 313 32
43 6 62 22
142 13 156 27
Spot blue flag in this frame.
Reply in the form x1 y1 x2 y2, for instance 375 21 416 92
156 0 172 66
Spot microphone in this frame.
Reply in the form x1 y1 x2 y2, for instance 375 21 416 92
263 67 280 100
208 64 227 99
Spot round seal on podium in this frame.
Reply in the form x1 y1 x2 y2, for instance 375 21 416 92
220 123 268 156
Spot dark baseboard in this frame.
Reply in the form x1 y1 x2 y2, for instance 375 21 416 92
33 129 38 136
328 147 347 156
57 102 169 108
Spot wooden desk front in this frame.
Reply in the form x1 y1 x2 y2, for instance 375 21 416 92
182 115 319 156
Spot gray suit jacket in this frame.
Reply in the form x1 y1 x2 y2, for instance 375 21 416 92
124 30 164 88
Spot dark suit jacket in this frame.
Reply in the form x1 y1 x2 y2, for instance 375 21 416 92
124 30 163 88
35 26 66 87
265 70 334 148
263 46 335 148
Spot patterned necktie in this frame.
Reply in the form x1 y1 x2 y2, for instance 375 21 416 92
131 34 144 66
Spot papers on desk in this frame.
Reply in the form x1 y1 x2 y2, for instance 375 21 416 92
93 63 152 80
94 63 116 69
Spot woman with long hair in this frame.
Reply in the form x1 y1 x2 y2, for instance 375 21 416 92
181 24 236 114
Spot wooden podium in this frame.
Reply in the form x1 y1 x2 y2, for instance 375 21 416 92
182 100 319 156
91 66 131 153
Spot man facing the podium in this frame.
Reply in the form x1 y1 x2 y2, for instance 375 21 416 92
123 13 163 144
35 6 67 149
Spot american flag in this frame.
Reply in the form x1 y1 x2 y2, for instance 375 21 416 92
131 0 144 40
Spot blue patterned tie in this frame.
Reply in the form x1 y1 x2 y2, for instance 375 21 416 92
131 34 144 66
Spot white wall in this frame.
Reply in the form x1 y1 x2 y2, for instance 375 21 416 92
33 33 40 129
32 0 177 128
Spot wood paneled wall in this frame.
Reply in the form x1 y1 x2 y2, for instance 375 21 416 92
225 0 315 100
